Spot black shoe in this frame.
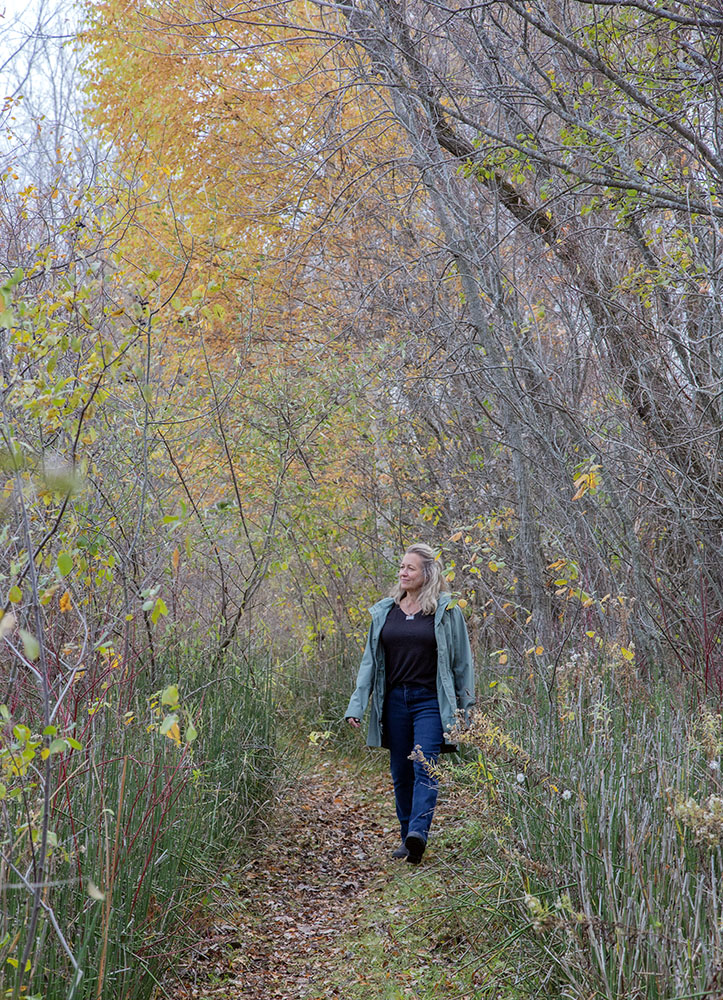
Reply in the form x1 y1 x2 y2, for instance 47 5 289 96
391 844 409 859
404 832 426 865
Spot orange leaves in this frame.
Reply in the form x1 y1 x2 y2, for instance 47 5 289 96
84 1 341 309
571 463 601 501
84 0 416 357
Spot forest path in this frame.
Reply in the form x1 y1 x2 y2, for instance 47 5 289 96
172 751 500 1000
174 752 405 999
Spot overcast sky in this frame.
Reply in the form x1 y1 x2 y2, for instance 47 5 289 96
1 0 80 103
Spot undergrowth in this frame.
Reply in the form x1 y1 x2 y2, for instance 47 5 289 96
0 645 279 1000
433 652 723 999
314 645 723 1000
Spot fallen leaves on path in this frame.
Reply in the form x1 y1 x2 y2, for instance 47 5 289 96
172 757 398 999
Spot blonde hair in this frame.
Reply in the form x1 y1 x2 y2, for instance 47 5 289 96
390 543 446 615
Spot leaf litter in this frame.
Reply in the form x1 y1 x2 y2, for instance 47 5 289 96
169 757 397 999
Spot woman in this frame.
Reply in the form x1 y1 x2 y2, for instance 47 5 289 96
346 543 475 864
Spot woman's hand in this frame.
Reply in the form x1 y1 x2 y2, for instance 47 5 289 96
346 717 361 729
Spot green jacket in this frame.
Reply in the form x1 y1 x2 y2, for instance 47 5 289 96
345 593 475 750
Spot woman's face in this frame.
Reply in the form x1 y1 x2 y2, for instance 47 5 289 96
399 552 425 593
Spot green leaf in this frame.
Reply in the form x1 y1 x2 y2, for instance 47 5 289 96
8 585 22 604
161 684 179 708
66 736 82 751
19 629 40 662
42 725 58 736
48 739 69 754
57 552 73 577
150 597 168 624
159 712 179 735
185 720 198 744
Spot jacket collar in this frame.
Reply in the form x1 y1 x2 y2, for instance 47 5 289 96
435 591 453 622
369 591 453 625
369 597 394 626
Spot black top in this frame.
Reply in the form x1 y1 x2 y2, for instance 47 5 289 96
381 604 438 690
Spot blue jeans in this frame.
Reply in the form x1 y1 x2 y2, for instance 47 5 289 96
383 684 444 843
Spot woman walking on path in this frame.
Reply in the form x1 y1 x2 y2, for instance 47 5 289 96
345 543 475 864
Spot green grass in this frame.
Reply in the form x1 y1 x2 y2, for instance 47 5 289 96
302 833 558 999
6 637 717 1000
308 654 723 1000
0 647 279 1000
434 662 723 999
301 754 554 1000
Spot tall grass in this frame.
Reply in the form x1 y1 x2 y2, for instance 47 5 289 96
0 646 277 999
445 655 723 999
274 636 359 733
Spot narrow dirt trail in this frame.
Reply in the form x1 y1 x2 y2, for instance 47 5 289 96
174 756 400 999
